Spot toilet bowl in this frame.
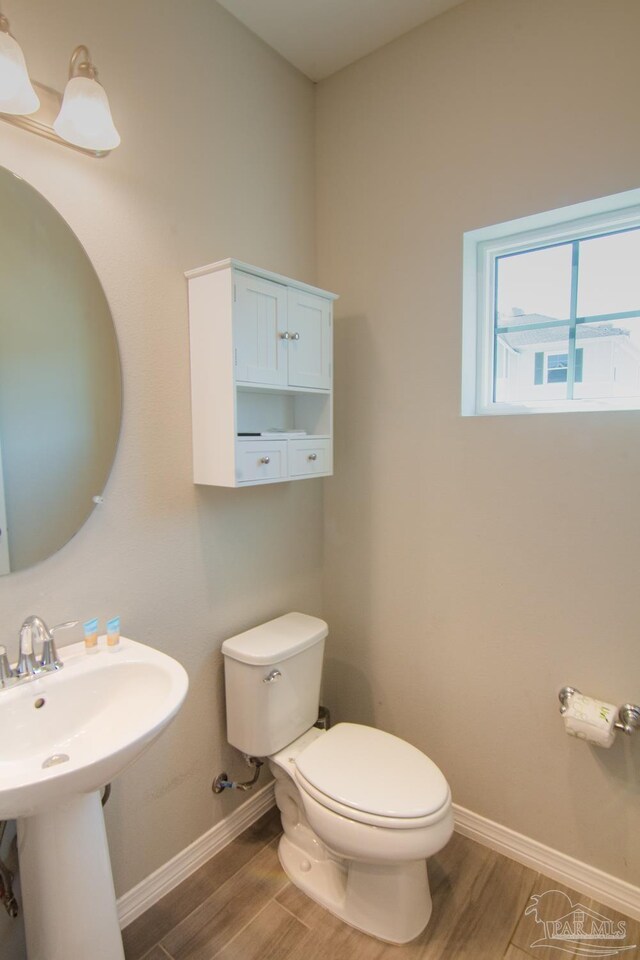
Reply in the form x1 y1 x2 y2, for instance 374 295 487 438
221 613 453 944
269 723 453 943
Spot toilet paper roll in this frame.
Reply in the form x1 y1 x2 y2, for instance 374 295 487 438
564 693 617 748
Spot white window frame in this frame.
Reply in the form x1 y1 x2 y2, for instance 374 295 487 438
546 352 569 384
462 187 640 416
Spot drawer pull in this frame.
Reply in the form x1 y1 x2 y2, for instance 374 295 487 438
290 332 300 341
260 456 271 465
279 332 290 340
308 453 318 461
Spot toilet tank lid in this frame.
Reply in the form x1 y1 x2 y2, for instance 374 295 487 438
221 612 328 665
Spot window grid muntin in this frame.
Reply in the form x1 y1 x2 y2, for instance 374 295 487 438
491 224 640 405
567 240 579 400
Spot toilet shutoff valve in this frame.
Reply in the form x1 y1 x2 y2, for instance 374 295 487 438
212 755 263 794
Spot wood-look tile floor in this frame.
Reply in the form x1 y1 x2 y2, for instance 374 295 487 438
123 808 640 960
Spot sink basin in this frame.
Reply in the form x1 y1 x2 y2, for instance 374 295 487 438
2 636 188 960
0 636 188 819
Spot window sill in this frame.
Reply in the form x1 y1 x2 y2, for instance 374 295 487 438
468 398 640 416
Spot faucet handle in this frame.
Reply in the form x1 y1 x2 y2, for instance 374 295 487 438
51 621 79 635
0 645 16 688
41 621 79 671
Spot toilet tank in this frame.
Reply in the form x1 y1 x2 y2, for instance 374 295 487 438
221 612 328 757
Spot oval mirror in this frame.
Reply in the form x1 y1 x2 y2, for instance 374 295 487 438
0 167 122 574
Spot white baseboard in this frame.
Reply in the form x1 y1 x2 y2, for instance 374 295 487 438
453 803 640 922
117 786 640 930
117 782 276 929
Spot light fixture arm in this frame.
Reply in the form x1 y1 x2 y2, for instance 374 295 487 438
68 45 97 81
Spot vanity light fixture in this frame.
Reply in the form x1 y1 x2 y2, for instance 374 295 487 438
53 46 120 152
0 15 39 115
0 22 119 158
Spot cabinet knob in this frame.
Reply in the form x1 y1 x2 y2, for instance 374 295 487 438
290 332 300 341
308 453 317 461
279 332 290 340
260 456 271 465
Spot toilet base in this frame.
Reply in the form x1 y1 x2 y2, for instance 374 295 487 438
277 833 432 944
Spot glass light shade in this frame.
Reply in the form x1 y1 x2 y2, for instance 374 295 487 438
53 75 120 151
0 29 40 115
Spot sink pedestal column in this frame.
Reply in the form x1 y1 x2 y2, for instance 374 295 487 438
17 790 125 960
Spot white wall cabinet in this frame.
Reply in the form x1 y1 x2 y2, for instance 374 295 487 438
186 259 338 487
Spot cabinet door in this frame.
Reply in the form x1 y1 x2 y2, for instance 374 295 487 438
287 290 332 390
234 273 288 386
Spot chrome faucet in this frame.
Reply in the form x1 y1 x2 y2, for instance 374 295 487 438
17 616 45 677
1 616 79 688
0 646 14 688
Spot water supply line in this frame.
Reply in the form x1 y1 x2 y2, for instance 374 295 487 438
212 708 330 794
0 821 18 919
212 756 263 794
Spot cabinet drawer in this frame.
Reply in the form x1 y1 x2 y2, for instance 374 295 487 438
236 441 288 483
289 439 331 477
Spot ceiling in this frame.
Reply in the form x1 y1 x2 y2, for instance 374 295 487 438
216 0 467 81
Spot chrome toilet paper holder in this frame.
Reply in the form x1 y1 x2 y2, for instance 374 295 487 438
559 686 640 736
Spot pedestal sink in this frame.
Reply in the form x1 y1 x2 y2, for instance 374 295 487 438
0 636 189 960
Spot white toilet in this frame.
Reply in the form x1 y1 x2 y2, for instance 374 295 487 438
221 612 453 944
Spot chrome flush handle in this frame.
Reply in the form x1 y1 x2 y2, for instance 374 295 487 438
263 669 282 684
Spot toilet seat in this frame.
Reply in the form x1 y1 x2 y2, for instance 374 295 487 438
294 723 451 829
295 770 451 829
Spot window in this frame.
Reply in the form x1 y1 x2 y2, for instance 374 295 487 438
533 349 583 385
545 353 569 384
462 188 640 415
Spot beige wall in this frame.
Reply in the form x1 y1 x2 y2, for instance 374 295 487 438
317 0 640 887
0 0 318 955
